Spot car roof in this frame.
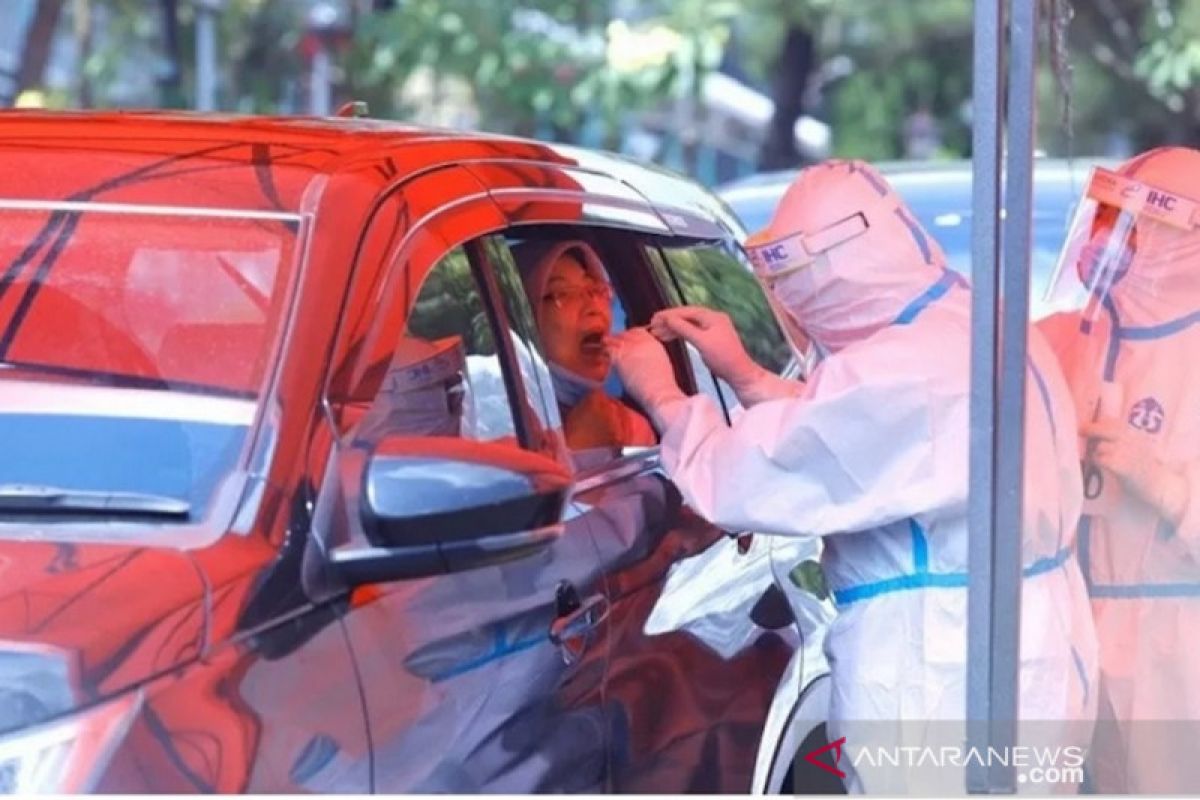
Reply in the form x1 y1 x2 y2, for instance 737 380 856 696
0 110 732 229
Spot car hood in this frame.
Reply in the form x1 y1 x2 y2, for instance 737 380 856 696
0 537 206 734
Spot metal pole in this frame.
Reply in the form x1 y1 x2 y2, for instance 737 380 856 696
195 3 217 111
968 0 1040 792
993 0 1039 772
966 0 1007 791
310 43 331 116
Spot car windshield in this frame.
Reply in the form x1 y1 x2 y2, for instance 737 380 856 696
0 201 301 522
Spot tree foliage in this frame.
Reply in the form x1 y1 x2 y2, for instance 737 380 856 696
10 0 1200 169
348 0 695 142
1064 0 1200 149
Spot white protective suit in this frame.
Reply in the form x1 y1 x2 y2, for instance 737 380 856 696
616 160 1097 794
1040 147 1200 794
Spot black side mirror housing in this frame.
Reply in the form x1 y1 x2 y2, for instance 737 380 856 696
329 436 570 585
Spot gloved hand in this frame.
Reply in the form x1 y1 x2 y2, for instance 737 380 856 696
1083 419 1191 525
650 306 799 406
609 327 688 431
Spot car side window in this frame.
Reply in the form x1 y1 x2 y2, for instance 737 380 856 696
650 240 792 376
349 245 520 445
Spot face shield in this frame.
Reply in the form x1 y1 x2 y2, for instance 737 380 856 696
1045 166 1200 322
745 212 870 373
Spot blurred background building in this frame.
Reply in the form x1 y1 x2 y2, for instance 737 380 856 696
1 0 1196 185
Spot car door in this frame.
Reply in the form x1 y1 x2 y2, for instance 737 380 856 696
474 214 797 792
311 171 612 793
464 157 803 791
593 232 799 793
646 236 838 793
644 236 829 628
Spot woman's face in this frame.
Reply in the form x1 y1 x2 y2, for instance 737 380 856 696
539 254 613 382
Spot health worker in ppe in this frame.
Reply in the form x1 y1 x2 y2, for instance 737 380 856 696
513 239 655 451
1040 146 1200 794
612 160 1098 794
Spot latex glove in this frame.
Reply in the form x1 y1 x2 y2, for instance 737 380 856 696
1083 419 1190 525
650 306 800 406
609 327 688 431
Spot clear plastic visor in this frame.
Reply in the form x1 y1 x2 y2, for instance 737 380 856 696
1044 166 1200 320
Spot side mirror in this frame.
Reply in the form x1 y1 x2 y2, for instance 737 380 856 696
329 436 571 585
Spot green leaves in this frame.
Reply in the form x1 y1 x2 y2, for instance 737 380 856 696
54 0 1200 164
346 0 745 142
1137 38 1200 95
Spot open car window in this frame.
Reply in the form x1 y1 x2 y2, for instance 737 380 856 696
342 245 522 449
494 227 661 462
644 238 792 420
649 239 791 375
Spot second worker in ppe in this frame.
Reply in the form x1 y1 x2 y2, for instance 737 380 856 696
612 160 1098 794
1040 146 1200 794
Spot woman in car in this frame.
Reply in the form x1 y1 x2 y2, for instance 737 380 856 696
515 239 656 450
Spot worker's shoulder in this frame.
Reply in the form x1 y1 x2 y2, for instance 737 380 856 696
813 326 968 397
876 311 970 362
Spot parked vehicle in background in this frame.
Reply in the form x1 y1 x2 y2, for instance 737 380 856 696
0 110 832 794
718 158 1110 320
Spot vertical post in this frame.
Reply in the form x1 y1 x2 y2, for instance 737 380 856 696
306 1 342 117
159 0 185 108
310 43 331 115
13 0 65 105
75 0 93 108
967 0 1039 792
966 0 1007 791
195 1 217 111
995 0 1039 763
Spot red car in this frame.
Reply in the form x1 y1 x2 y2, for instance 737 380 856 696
0 110 832 793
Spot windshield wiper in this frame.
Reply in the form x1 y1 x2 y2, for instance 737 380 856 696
0 484 191 520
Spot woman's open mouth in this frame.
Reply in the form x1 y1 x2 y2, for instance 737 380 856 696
580 330 608 357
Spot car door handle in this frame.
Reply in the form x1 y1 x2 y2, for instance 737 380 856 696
549 593 610 664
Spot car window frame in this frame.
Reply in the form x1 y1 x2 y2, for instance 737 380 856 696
461 236 553 452
321 168 563 460
642 235 795 423
308 175 586 569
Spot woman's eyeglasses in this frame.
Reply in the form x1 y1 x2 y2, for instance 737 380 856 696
542 281 613 310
